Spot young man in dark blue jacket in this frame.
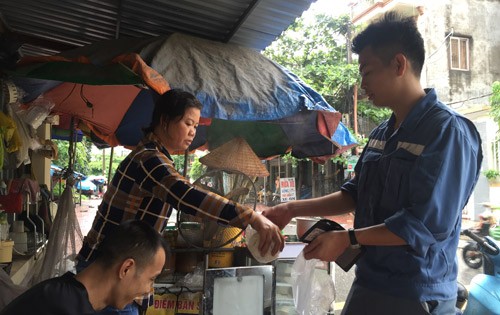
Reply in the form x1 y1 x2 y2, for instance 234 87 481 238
263 11 482 315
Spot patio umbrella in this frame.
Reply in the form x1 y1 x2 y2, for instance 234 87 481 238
127 33 357 159
10 54 169 147
9 34 356 159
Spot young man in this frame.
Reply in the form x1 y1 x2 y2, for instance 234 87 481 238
263 12 482 315
0 220 166 315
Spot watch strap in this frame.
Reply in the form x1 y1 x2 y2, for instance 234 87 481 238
348 228 360 248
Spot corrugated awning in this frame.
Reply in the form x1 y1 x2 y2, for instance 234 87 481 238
0 0 317 56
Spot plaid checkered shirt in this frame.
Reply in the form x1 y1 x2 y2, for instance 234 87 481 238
76 132 256 309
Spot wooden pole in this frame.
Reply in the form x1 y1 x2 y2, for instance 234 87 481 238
107 147 114 185
183 150 189 177
353 84 358 136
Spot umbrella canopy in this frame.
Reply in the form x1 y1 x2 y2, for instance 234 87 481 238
11 54 169 147
10 34 356 159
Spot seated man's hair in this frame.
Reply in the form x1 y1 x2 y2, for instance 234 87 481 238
95 220 166 271
352 11 425 77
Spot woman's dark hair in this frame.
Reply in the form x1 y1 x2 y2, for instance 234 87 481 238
144 89 203 134
351 11 425 77
95 220 167 272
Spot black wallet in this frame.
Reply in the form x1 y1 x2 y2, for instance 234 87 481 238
299 219 365 272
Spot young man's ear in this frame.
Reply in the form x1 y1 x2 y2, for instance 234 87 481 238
393 53 408 76
118 258 135 279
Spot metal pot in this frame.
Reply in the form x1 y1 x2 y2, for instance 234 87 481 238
295 217 321 239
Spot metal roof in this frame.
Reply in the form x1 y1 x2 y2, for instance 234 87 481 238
0 0 317 56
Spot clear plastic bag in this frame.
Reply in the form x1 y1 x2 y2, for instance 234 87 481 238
175 263 205 288
17 97 54 129
0 268 26 309
291 252 335 315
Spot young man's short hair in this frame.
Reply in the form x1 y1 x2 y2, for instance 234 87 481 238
352 11 425 77
95 220 167 272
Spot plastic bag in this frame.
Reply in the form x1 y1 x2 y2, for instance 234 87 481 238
291 252 335 315
175 263 205 288
17 97 54 129
0 268 26 309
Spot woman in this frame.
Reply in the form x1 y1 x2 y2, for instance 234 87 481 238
76 89 284 314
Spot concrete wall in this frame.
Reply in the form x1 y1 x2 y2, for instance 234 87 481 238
418 0 500 218
420 0 500 108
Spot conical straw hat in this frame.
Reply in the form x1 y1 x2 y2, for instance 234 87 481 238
199 137 269 177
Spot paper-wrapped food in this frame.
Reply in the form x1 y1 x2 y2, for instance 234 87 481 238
245 226 279 263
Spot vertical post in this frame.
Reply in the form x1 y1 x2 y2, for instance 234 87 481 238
353 84 358 136
311 162 317 198
353 84 359 155
278 157 281 177
107 147 114 185
183 150 189 177
102 149 106 176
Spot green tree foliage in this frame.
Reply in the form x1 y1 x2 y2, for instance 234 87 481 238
265 14 358 109
53 138 92 175
264 13 391 128
357 99 392 125
88 148 128 179
490 81 500 130
189 156 206 181
172 155 186 175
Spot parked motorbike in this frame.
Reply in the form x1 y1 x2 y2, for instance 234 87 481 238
457 229 500 315
462 222 492 269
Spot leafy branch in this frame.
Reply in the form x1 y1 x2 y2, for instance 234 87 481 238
490 81 500 130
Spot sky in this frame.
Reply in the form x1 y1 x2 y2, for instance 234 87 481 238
303 0 353 19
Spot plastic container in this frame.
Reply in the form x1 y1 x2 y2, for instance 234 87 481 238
162 225 178 274
207 227 242 267
0 240 14 263
295 217 320 239
0 223 10 241
208 250 234 268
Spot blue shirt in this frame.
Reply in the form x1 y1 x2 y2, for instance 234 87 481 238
341 89 482 301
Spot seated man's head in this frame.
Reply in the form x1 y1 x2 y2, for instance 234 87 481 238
352 11 425 108
94 220 166 309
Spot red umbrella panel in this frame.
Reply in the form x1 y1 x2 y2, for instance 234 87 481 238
28 83 143 147
14 53 170 147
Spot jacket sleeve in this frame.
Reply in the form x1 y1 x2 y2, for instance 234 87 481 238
385 117 482 257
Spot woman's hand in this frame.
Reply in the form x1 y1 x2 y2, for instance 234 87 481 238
261 203 294 230
303 230 349 261
250 213 285 256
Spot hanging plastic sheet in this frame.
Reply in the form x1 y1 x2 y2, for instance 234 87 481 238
32 177 83 284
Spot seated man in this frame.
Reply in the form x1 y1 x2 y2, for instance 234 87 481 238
0 220 166 315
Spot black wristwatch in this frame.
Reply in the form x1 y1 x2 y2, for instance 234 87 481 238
348 228 361 249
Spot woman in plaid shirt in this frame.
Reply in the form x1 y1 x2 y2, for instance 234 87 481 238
76 89 284 315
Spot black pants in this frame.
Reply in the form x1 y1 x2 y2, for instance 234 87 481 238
340 280 457 315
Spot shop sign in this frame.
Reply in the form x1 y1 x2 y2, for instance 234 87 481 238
146 292 201 315
346 156 359 173
280 177 296 202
